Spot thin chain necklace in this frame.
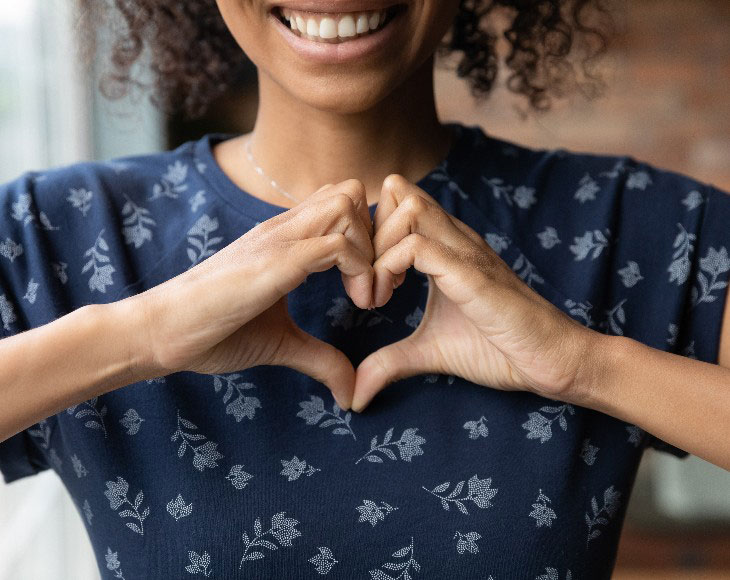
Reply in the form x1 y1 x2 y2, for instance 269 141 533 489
243 135 301 204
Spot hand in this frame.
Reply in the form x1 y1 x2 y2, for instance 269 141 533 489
351 174 597 412
136 180 376 410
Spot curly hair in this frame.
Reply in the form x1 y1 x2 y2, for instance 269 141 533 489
74 0 617 120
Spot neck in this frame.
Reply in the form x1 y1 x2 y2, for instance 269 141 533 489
244 54 453 206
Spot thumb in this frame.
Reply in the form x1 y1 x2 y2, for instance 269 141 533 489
276 325 355 411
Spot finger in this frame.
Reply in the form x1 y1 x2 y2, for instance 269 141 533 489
311 179 374 241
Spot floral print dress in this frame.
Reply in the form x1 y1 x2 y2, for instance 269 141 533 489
1 122 729 579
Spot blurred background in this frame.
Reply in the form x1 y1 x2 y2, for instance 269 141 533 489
0 0 728 578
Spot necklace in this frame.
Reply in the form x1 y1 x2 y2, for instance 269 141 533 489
243 135 301 204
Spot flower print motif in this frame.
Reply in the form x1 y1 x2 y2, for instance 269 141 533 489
67 187 94 216
626 169 653 190
52 261 68 284
106 161 130 174
71 454 88 478
82 229 116 293
150 160 189 200
105 547 126 580
226 465 254 490
682 189 703 211
617 261 643 288
167 494 193 520
423 474 498 515
569 229 611 261
430 165 469 200
82 499 93 525
120 194 157 249
579 438 599 466
667 223 696 285
212 373 262 422
537 226 561 249
625 424 644 447
536 567 572 580
666 323 679 347
0 237 23 262
512 252 544 288
574 173 600 203
280 456 321 481
325 296 390 329
513 185 537 209
454 531 481 555
529 489 557 527
185 550 212 577
194 158 207 174
356 499 399 526
356 427 426 464
27 419 52 449
239 511 302 568
309 546 339 574
585 485 621 546
66 396 108 437
0 294 17 331
522 403 575 443
189 190 207 213
170 409 224 471
297 395 357 440
48 449 63 472
103 476 149 535
10 192 59 230
22 278 39 304
368 536 420 579
404 305 424 328
484 231 510 255
463 415 489 439
690 246 730 309
186 214 224 268
597 298 628 336
119 408 145 435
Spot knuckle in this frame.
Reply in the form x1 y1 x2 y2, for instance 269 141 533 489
383 173 407 191
341 178 366 195
331 192 355 213
403 193 428 214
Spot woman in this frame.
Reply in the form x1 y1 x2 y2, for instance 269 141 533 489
1 0 728 578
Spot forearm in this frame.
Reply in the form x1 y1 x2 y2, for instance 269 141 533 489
572 333 730 471
0 297 157 442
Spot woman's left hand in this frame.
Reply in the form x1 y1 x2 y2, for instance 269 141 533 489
351 174 598 412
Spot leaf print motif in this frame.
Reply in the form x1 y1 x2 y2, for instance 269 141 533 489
227 465 254 490
463 416 489 439
309 546 338 575
22 278 39 304
536 567 572 580
27 419 52 449
574 173 600 203
325 296 390 329
103 476 149 535
368 536 421 580
239 511 302 569
0 237 23 262
150 160 189 200
482 177 536 208
71 454 88 478
67 187 94 216
10 192 60 230
280 456 321 481
484 232 510 255
597 298 628 336
212 373 262 421
185 550 212 577
82 229 116 293
52 261 68 284
579 438 599 466
585 485 621 546
121 194 157 249
355 427 426 464
666 322 679 346
569 229 611 261
681 189 703 211
690 246 730 309
0 293 17 331
356 499 399 526
625 424 644 447
430 165 469 200
617 261 643 288
167 494 193 520
667 223 696 285
537 226 561 249
521 403 575 443
49 448 63 472
529 489 557 527
170 409 224 471
189 190 207 213
297 395 357 440
424 373 455 385
564 298 596 327
66 397 108 437
512 252 544 288
186 214 224 268
105 547 126 580
82 499 93 525
453 531 481 554
422 474 498 515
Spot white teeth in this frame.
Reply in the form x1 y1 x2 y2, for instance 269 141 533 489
368 13 379 30
319 17 337 39
278 8 392 42
306 18 318 36
356 14 369 34
338 15 356 38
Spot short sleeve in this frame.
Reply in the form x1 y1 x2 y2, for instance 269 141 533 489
644 183 730 458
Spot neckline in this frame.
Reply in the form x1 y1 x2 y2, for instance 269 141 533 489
191 121 481 222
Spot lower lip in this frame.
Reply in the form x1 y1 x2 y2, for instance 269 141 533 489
269 9 406 65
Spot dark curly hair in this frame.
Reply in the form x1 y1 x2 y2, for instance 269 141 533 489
74 0 617 120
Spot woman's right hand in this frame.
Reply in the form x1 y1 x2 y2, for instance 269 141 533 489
133 179 375 409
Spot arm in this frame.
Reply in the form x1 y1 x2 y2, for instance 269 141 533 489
573 331 730 472
0 297 156 443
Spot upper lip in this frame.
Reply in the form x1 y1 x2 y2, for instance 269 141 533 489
269 1 404 13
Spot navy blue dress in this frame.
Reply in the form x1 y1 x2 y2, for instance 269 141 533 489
1 122 729 579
